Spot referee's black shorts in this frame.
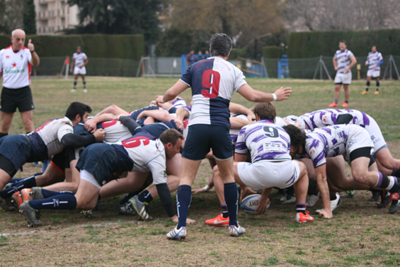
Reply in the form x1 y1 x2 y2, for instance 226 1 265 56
0 86 35 113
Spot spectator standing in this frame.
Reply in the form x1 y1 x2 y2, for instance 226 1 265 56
0 29 40 138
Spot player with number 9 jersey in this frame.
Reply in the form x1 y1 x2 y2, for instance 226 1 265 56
180 56 246 127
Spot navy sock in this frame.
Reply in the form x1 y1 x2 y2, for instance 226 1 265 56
376 81 380 90
221 204 229 218
176 185 192 229
83 81 86 89
334 99 338 104
0 176 37 199
29 194 77 210
73 80 77 89
41 189 74 198
296 203 307 215
344 100 349 104
224 182 238 227
365 81 370 91
9 178 21 184
119 192 135 205
138 190 153 204
329 191 337 201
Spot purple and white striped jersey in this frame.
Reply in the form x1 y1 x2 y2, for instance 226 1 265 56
366 51 383 71
171 98 187 108
305 125 355 168
235 119 292 162
334 49 355 74
296 109 371 130
180 57 247 127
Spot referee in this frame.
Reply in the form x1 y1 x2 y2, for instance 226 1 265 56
0 29 40 138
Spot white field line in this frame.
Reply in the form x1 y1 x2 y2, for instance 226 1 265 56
0 219 150 237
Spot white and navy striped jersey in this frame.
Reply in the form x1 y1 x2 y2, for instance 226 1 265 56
72 52 87 67
235 119 291 162
180 57 247 127
296 109 371 130
366 51 383 71
0 46 32 88
28 117 74 157
97 120 132 143
113 130 167 185
334 49 355 74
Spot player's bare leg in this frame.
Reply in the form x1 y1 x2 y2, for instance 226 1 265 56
43 160 80 192
375 148 400 174
351 158 379 187
293 161 308 204
20 110 34 133
72 74 79 92
363 76 372 94
75 179 100 210
34 163 65 187
0 112 14 135
334 84 341 101
81 74 87 92
343 84 350 106
99 171 148 198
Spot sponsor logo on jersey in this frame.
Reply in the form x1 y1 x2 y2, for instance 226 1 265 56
5 68 25 74
323 116 327 123
310 148 315 155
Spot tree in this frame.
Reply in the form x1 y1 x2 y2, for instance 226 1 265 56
23 0 36 34
163 0 284 48
0 0 23 35
285 0 400 31
66 0 161 50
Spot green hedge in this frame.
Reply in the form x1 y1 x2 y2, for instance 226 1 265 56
0 34 144 60
288 29 400 58
263 46 281 59
228 48 248 60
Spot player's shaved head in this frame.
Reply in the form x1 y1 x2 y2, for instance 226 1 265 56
12 29 25 38
254 102 276 121
210 33 232 57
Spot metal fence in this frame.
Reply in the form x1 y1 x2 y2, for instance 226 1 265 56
33 55 400 80
263 55 400 80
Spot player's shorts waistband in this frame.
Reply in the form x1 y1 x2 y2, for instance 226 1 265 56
3 85 30 90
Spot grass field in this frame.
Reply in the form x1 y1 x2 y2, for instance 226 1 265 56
1 77 400 266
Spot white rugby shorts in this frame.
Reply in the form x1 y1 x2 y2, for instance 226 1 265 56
334 72 352 84
74 66 86 75
363 115 387 154
346 125 374 155
367 69 380 78
237 160 300 190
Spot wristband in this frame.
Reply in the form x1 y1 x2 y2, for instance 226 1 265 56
272 93 277 101
30 50 35 53
203 185 210 191
161 96 165 103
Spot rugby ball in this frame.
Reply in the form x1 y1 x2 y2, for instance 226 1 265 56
240 194 270 214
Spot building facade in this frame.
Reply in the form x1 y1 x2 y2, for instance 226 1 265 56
34 0 79 34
